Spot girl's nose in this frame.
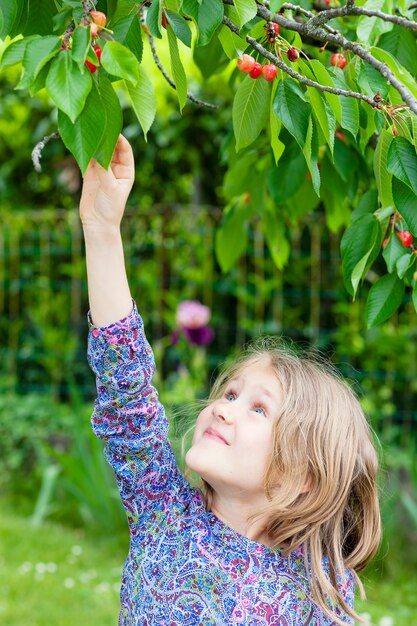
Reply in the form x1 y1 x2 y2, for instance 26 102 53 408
213 400 234 424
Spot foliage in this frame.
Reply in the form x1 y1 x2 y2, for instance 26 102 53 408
1 0 417 326
0 390 73 494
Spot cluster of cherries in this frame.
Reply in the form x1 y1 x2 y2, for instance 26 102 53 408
237 20 347 81
84 10 107 73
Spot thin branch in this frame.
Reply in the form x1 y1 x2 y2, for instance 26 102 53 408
223 16 380 108
254 2 417 115
308 3 417 31
32 131 60 172
140 7 218 109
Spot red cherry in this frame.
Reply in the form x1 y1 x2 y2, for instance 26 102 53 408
271 23 279 34
286 47 299 62
161 10 168 29
335 131 346 141
94 45 102 63
90 10 107 27
85 59 97 73
237 54 256 73
262 64 278 81
330 53 347 69
249 62 263 79
398 231 413 247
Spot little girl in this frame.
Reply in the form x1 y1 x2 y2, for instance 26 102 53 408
80 135 381 626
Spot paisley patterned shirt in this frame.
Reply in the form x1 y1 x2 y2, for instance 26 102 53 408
87 302 354 626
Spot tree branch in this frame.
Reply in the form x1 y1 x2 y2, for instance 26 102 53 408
307 3 417 31
254 2 417 115
223 16 380 109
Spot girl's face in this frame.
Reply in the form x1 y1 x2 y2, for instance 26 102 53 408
186 359 281 503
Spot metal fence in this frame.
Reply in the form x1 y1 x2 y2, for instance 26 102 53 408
1 204 416 433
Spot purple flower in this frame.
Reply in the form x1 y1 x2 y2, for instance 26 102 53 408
174 300 214 346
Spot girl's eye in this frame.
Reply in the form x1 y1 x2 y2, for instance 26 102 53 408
225 391 236 401
254 406 267 417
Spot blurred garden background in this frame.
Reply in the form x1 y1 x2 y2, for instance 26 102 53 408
1 32 417 626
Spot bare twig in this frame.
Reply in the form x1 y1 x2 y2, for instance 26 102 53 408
140 7 218 109
31 131 60 172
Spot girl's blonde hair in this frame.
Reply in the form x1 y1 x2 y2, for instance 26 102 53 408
199 337 381 625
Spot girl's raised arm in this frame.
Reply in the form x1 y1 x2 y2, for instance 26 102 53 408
79 134 135 327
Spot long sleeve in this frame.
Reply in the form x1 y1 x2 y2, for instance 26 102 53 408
87 300 193 531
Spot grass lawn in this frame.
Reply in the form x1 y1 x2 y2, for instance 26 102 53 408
1 505 416 626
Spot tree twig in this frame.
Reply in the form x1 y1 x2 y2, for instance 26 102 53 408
31 131 60 172
223 16 380 109
140 7 218 109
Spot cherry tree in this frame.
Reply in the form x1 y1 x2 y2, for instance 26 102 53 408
1 0 417 326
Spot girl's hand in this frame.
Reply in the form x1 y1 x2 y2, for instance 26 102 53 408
79 134 135 231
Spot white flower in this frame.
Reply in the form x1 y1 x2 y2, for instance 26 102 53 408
379 618 394 626
18 562 32 575
64 577 75 588
70 545 82 556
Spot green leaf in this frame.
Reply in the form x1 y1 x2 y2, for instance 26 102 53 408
341 214 381 296
193 35 229 79
146 0 162 38
19 0 57 36
272 79 310 151
167 24 188 112
392 178 417 236
331 71 359 138
233 0 257 28
379 25 417 77
182 0 200 22
58 82 106 175
302 116 320 196
351 189 379 221
71 25 91 71
269 82 285 165
0 0 18 40
371 46 417 101
165 9 192 47
16 36 61 90
300 60 335 155
0 36 36 69
356 0 393 45
224 152 257 199
309 59 342 125
101 41 140 84
396 253 415 279
383 231 406 273
217 24 246 59
197 0 224 47
366 273 405 327
233 74 271 152
125 70 157 140
358 60 390 100
215 200 253 272
373 128 394 208
267 143 307 203
413 281 417 314
110 3 143 61
94 76 123 170
263 208 291 270
387 137 417 195
46 51 92 123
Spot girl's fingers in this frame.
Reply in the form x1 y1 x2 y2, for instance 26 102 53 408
111 134 135 170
